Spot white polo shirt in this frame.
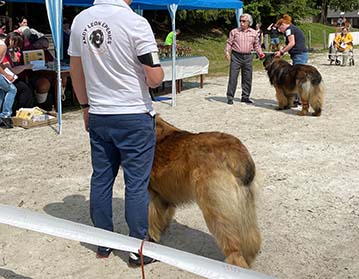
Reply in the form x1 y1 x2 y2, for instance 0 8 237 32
68 0 157 114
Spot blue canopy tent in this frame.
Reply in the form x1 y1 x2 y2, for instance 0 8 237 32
5 0 243 131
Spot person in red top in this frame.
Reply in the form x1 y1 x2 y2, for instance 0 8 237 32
1 32 33 112
225 13 265 105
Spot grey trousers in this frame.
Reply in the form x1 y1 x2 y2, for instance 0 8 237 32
226 51 253 100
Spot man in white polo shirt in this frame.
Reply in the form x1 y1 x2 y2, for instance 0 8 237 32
68 0 164 266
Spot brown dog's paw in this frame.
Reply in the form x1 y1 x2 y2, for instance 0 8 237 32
297 110 308 116
275 106 285 110
312 112 321 117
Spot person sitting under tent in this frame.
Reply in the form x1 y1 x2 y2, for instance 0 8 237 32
14 16 44 48
24 36 69 109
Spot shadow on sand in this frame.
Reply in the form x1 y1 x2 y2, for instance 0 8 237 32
205 96 300 116
0 268 33 279
43 194 223 264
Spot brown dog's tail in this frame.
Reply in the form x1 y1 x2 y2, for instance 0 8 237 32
309 81 325 116
230 140 257 187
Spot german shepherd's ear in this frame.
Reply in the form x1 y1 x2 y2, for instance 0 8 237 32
263 53 274 70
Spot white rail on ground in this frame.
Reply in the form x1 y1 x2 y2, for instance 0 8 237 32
0 204 276 279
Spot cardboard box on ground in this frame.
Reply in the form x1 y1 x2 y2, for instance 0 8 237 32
12 107 57 129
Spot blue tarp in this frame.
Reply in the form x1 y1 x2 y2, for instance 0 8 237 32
131 0 243 10
6 0 242 9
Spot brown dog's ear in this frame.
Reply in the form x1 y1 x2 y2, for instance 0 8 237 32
263 54 274 69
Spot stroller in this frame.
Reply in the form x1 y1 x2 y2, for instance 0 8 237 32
328 41 355 66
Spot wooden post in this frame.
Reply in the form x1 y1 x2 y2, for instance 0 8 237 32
323 30 327 49
308 30 312 51
264 34 270 51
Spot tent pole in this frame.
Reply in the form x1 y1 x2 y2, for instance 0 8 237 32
235 8 243 27
45 0 63 135
168 4 178 107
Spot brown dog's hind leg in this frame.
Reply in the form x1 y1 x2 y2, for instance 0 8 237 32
298 100 309 116
312 108 322 117
310 87 324 117
225 252 250 268
275 88 288 110
148 190 176 242
287 95 295 108
195 172 261 268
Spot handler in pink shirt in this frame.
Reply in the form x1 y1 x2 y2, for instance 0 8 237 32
225 13 265 105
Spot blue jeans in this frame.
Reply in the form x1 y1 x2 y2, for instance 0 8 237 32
88 113 156 240
291 52 309 65
0 75 17 118
291 52 309 102
270 37 280 45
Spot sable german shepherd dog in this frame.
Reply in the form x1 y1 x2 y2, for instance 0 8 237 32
263 54 324 116
148 116 261 268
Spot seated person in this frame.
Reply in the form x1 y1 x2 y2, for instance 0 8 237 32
334 27 353 66
14 16 44 48
0 35 17 126
24 36 68 108
23 36 54 62
1 32 33 114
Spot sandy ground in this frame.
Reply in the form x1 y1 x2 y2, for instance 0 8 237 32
1 53 359 279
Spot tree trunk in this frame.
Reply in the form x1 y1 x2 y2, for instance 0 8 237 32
320 0 329 24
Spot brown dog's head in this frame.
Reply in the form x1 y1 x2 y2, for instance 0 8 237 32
262 54 275 71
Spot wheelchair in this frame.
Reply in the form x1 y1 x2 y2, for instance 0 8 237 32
328 42 355 66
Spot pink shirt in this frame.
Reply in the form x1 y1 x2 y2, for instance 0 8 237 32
225 27 263 55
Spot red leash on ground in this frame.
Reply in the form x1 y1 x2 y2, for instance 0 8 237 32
138 239 146 279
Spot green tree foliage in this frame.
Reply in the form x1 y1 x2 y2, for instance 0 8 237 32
317 0 359 24
177 10 235 26
243 0 318 25
147 0 359 35
329 0 359 11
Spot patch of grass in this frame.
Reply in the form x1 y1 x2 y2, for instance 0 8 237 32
180 34 268 76
180 34 229 76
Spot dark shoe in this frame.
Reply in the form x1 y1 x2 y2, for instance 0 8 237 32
128 252 157 267
96 246 112 258
293 100 301 106
227 99 233 105
0 117 13 129
241 97 253 104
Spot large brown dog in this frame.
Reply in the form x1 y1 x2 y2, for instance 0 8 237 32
148 116 261 268
263 54 324 116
